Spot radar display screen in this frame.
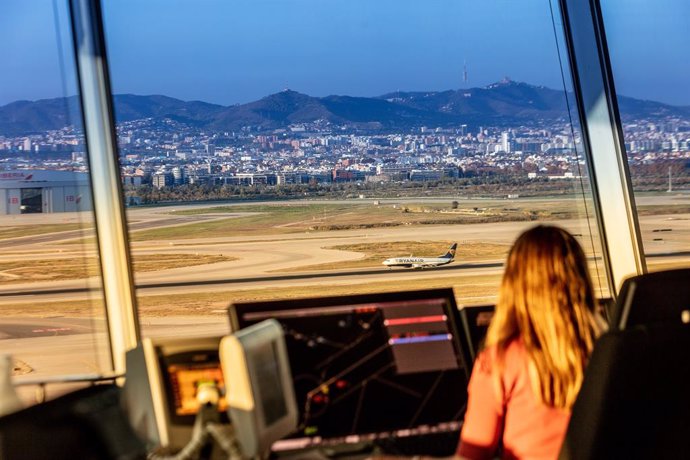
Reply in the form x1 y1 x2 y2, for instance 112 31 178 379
167 363 227 416
231 289 469 449
159 350 228 424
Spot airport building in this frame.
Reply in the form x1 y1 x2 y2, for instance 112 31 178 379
0 170 92 215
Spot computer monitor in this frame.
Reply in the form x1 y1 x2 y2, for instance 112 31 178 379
220 319 298 459
123 336 228 451
228 288 469 452
458 304 495 365
612 268 690 329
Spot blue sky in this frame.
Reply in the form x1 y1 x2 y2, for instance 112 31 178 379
1 0 688 106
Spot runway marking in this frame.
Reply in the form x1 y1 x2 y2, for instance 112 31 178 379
31 327 72 333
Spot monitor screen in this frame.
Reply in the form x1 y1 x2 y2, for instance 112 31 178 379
124 336 229 451
220 319 298 458
253 340 289 425
166 362 227 417
229 288 468 450
159 350 228 424
458 305 495 365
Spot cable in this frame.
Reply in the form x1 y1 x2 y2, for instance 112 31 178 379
207 423 244 460
147 383 243 460
146 427 210 460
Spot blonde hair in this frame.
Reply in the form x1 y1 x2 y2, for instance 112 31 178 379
485 225 599 410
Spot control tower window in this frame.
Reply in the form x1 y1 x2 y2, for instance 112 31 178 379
601 0 690 273
100 0 609 341
0 0 111 398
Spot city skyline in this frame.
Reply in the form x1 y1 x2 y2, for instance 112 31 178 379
2 0 689 106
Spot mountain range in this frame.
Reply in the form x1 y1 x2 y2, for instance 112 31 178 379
1 80 688 136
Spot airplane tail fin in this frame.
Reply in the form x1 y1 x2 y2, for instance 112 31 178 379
442 243 457 259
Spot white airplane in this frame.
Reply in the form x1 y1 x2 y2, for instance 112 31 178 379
382 243 457 269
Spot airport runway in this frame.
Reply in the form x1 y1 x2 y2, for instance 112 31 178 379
0 214 565 304
2 194 690 384
2 202 690 303
0 261 505 303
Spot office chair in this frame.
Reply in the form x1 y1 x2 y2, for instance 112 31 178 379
558 323 690 459
610 267 690 329
0 384 146 460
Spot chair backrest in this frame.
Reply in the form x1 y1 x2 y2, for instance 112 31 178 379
0 384 146 460
559 323 690 460
611 268 690 329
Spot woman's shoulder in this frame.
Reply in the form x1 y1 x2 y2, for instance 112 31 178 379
475 339 528 374
477 339 527 360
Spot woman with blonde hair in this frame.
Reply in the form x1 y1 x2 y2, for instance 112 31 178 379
457 225 601 460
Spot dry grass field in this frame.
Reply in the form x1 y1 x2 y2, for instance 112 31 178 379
129 200 587 241
0 254 236 284
0 223 88 240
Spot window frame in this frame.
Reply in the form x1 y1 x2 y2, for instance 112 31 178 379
69 0 140 375
558 0 646 290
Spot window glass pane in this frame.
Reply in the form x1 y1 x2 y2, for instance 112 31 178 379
101 0 609 340
0 0 111 396
601 0 690 273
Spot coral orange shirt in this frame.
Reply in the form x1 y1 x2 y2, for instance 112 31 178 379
457 340 570 460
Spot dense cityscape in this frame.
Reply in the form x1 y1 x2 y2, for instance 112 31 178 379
1 94 690 204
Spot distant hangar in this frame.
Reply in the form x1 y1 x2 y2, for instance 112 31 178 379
0 170 92 215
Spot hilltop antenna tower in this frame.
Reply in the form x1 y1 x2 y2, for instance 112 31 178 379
463 60 468 85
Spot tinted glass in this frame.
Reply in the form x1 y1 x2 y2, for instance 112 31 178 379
101 0 608 338
0 0 111 397
601 0 690 273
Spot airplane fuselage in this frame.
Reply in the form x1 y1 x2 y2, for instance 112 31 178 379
382 256 453 269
